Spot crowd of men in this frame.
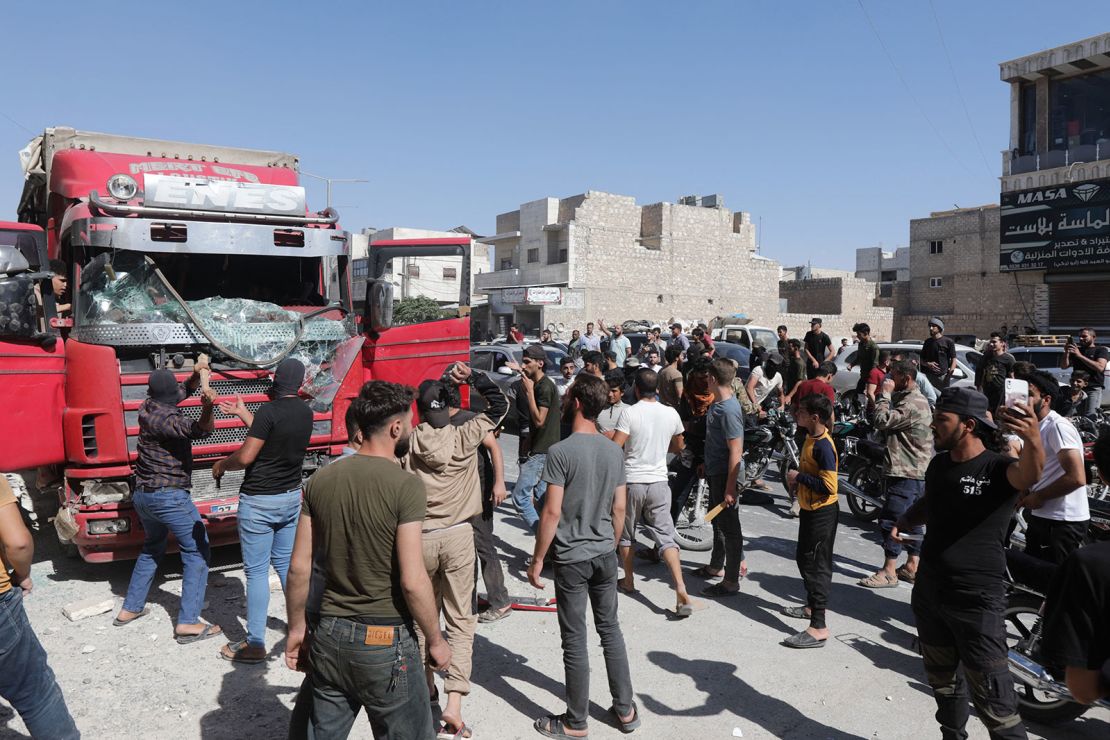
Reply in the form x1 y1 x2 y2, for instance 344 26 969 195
3 316 1109 740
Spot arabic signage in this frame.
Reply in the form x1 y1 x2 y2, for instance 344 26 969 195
500 287 563 305
142 173 306 215
1000 177 1110 271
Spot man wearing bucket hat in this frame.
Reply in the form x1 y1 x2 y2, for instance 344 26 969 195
921 317 957 390
893 387 1043 739
115 367 221 644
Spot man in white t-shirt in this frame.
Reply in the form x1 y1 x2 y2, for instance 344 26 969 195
597 371 629 439
1017 371 1090 565
745 352 785 413
612 368 701 617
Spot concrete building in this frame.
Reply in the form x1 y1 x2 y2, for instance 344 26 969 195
474 190 892 342
855 246 909 298
350 226 489 309
890 32 1110 339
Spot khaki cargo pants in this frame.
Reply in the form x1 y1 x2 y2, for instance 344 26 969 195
415 523 477 695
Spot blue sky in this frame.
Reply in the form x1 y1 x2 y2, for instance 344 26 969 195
0 1 1103 269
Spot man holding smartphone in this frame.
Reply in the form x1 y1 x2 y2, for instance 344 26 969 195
1061 327 1109 415
1014 371 1089 565
894 387 1044 740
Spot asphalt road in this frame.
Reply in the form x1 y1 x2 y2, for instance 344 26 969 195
3 435 1108 739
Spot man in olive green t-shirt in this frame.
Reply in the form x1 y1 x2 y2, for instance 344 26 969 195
511 344 561 532
285 381 450 738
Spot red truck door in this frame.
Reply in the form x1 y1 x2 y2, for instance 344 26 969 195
0 224 66 470
360 239 473 391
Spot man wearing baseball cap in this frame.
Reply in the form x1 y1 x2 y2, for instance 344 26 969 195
667 323 691 355
404 362 507 736
893 387 1043 739
803 318 833 380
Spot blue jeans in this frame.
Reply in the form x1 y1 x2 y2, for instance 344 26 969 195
0 589 80 739
1086 387 1104 415
880 478 925 560
301 616 433 740
123 488 211 625
512 453 547 531
238 489 302 647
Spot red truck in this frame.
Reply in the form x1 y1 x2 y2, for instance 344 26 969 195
0 127 472 562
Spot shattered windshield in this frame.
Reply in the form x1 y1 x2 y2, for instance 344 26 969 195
78 251 361 410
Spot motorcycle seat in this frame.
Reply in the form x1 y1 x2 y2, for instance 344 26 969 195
857 439 886 462
744 426 773 445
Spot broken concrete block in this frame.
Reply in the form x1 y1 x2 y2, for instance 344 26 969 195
62 597 115 622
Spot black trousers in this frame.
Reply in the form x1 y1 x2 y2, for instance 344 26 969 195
911 577 1027 740
471 497 510 611
707 474 745 582
668 455 699 522
1024 514 1088 566
796 504 838 629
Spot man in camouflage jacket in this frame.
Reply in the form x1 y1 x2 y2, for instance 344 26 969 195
858 358 935 589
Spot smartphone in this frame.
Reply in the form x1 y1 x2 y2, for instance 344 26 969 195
1004 378 1029 409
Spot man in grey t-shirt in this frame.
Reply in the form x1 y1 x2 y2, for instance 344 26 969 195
529 374 639 738
701 357 747 597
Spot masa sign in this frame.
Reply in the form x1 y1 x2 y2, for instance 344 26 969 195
1000 177 1110 271
142 174 306 216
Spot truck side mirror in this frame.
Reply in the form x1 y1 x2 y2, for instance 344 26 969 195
0 244 31 276
365 279 393 333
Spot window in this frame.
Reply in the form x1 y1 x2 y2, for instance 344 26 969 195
1049 68 1110 151
470 351 495 372
929 241 943 255
442 267 457 281
880 270 897 282
879 283 893 298
1019 82 1037 155
929 277 943 288
407 264 420 278
499 258 513 270
546 230 567 264
527 248 540 263
351 259 369 279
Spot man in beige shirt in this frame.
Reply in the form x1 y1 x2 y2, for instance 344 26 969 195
658 346 684 408
403 362 507 737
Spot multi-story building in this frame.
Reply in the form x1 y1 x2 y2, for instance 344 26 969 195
891 32 1110 339
855 246 909 298
473 190 892 342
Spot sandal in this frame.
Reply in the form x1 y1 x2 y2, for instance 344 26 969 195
610 701 641 733
690 565 723 579
113 608 150 627
896 566 917 584
783 630 826 649
477 606 513 623
437 721 473 739
219 640 266 664
857 572 899 589
174 623 223 645
701 582 739 597
534 714 587 739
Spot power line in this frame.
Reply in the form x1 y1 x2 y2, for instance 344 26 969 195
0 108 34 135
927 0 995 178
855 0 987 184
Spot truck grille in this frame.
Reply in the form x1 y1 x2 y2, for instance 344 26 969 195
192 468 244 502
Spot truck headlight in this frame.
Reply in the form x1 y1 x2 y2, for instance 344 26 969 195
106 174 138 201
87 518 131 535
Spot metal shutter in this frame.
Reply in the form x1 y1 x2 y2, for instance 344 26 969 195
1049 281 1110 331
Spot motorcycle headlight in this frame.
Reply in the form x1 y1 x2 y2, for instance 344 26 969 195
106 174 139 201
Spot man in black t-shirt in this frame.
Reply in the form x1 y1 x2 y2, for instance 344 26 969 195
803 318 833 379
894 388 1044 740
1061 327 1110 415
214 358 314 663
921 317 957 389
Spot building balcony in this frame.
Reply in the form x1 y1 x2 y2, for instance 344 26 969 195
1005 143 1110 175
474 262 569 292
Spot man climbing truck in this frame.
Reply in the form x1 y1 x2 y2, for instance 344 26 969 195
0 127 472 561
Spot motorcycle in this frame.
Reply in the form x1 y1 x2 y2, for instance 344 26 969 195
1004 546 1109 724
830 406 887 521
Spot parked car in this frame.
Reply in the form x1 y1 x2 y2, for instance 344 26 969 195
711 324 779 352
831 342 976 393
1007 346 1071 386
469 343 569 433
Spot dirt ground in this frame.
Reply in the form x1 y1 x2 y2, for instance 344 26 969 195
2 440 1108 739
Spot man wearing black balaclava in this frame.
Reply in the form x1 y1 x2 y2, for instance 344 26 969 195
214 358 313 663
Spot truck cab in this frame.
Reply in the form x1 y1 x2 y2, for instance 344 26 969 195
0 128 471 561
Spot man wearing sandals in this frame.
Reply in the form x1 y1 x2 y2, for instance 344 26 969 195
701 357 748 597
859 359 933 589
115 368 223 643
529 374 639 738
